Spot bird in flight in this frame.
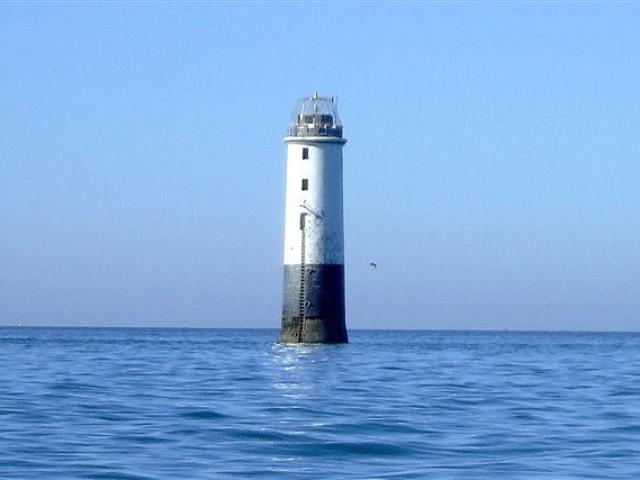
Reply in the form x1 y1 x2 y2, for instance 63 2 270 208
369 262 377 268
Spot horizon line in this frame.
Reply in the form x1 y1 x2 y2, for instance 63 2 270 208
2 325 639 334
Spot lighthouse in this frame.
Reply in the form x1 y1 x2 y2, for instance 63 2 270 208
279 93 348 344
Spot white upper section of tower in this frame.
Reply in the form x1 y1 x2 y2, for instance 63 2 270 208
287 92 343 138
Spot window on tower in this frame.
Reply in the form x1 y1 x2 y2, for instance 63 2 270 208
302 148 309 160
302 179 308 191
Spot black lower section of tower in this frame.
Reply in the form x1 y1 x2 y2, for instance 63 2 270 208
279 264 348 344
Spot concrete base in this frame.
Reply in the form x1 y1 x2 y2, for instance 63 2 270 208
279 263 348 344
279 316 349 344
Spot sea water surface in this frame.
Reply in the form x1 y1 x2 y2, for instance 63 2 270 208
1 328 639 479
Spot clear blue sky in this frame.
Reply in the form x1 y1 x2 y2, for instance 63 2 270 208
1 3 638 330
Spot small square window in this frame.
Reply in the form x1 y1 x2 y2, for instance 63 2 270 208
302 179 308 191
302 148 309 160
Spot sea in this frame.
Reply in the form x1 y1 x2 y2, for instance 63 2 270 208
1 328 639 479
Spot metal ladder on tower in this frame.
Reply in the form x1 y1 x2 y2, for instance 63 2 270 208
297 225 306 343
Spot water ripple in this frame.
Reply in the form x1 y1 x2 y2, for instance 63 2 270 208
1 328 640 479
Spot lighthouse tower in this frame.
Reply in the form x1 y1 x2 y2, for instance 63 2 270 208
279 93 348 344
